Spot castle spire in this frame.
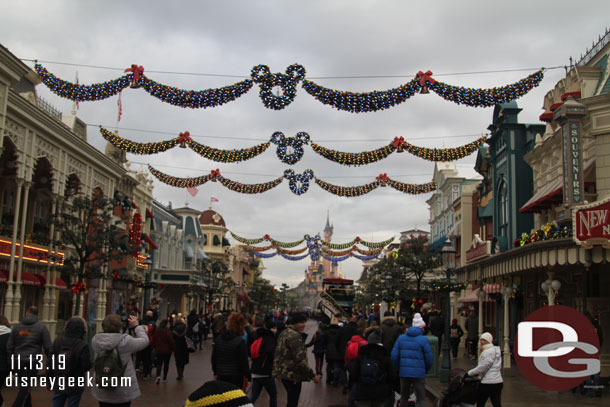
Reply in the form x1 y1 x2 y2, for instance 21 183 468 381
325 209 332 232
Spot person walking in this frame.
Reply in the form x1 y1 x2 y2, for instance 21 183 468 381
211 312 251 390
325 318 343 386
345 329 368 407
0 316 11 407
249 319 278 407
172 316 190 380
337 317 358 394
91 314 149 407
449 318 464 359
7 306 53 407
211 312 225 342
202 314 211 343
135 310 155 379
305 324 327 377
467 332 502 407
273 313 320 407
428 311 443 355
152 319 175 383
380 311 402 355
48 316 92 407
465 310 479 360
391 313 433 407
348 328 395 407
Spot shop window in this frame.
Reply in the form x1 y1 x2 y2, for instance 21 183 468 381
213 235 221 246
485 300 496 328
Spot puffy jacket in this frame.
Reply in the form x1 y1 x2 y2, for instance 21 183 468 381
349 343 395 401
211 330 251 381
325 324 342 361
468 345 502 384
380 316 402 353
391 326 433 379
250 328 276 376
272 326 314 382
7 315 53 360
91 326 149 404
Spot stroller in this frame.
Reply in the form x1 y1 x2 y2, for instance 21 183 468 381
434 368 480 407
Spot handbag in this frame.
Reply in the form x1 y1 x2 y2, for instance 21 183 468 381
185 336 196 353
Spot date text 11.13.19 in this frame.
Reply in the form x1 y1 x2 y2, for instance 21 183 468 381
11 354 66 371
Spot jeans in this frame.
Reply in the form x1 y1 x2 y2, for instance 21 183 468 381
477 382 503 407
13 369 37 407
250 376 277 407
313 353 324 375
326 359 345 385
400 377 426 407
155 353 171 380
53 391 83 407
281 380 302 407
136 346 153 377
584 372 600 396
450 338 460 358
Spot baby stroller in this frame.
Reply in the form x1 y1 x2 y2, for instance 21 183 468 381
434 368 480 407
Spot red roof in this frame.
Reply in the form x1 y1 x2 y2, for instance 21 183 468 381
322 278 353 285
199 209 226 227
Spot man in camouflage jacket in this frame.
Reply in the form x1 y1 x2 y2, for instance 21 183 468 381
273 313 319 407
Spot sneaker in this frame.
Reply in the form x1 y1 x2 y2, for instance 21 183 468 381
155 377 161 384
162 378 167 383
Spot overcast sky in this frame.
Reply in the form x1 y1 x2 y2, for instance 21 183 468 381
1 1 607 287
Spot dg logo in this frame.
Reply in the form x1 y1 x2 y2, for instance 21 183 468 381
514 305 600 391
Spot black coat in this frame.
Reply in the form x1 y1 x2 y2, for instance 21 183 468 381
429 316 444 337
0 329 10 372
325 325 342 361
250 328 275 376
348 343 395 401
337 321 357 358
172 323 189 366
211 330 251 380
306 330 327 354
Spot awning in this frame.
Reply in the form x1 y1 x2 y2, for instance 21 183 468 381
458 288 490 303
185 246 194 259
483 283 501 294
519 178 563 213
197 248 208 260
37 275 68 290
142 234 158 250
427 235 447 253
21 272 42 286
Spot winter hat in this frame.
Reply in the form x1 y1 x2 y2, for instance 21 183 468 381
289 312 307 325
367 327 383 345
480 332 493 344
451 318 458 325
185 380 253 407
412 313 426 328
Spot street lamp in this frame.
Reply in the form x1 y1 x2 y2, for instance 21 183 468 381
440 238 456 383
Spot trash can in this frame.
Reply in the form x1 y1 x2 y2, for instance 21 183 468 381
426 334 439 377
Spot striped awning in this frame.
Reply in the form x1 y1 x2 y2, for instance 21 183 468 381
483 283 501 294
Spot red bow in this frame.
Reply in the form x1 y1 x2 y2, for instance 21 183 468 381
125 64 144 82
352 245 357 250
178 131 191 148
416 70 436 86
377 173 390 184
355 236 361 242
210 169 220 179
264 234 270 240
392 136 406 149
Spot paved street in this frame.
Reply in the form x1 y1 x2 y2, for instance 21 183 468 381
1 320 352 407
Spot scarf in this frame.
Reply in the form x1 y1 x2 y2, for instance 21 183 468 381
478 342 493 360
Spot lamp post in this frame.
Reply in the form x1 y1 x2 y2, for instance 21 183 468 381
142 255 153 309
440 238 456 383
541 272 561 306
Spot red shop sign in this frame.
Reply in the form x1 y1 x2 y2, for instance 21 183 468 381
573 196 610 248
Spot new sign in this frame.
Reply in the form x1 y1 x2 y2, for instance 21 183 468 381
572 196 610 248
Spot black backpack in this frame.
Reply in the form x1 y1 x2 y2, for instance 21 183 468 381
94 337 126 388
360 356 385 385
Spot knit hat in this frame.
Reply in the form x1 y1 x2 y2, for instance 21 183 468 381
412 313 426 328
185 380 253 407
289 312 307 325
451 318 458 325
480 332 493 344
367 327 383 345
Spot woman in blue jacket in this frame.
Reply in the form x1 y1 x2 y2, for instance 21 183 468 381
390 313 433 407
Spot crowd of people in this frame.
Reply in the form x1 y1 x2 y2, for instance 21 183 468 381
0 304 509 407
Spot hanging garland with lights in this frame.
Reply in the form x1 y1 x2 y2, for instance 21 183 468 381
391 136 487 162
271 131 309 164
276 246 308 255
321 253 351 262
268 237 305 248
187 137 271 163
130 213 143 258
100 128 179 154
310 141 396 166
244 244 275 252
353 252 382 261
35 64 132 101
429 281 465 292
231 232 264 245
148 166 436 197
321 245 384 257
36 63 544 110
252 251 277 259
322 238 359 250
278 252 310 261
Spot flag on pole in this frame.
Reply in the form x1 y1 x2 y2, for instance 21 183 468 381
210 197 219 203
117 91 123 122
187 186 198 197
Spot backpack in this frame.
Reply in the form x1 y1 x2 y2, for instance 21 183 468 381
250 337 264 359
450 327 460 339
360 356 385 385
94 338 126 388
345 339 365 361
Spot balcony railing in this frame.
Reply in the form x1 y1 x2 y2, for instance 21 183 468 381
37 97 63 120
